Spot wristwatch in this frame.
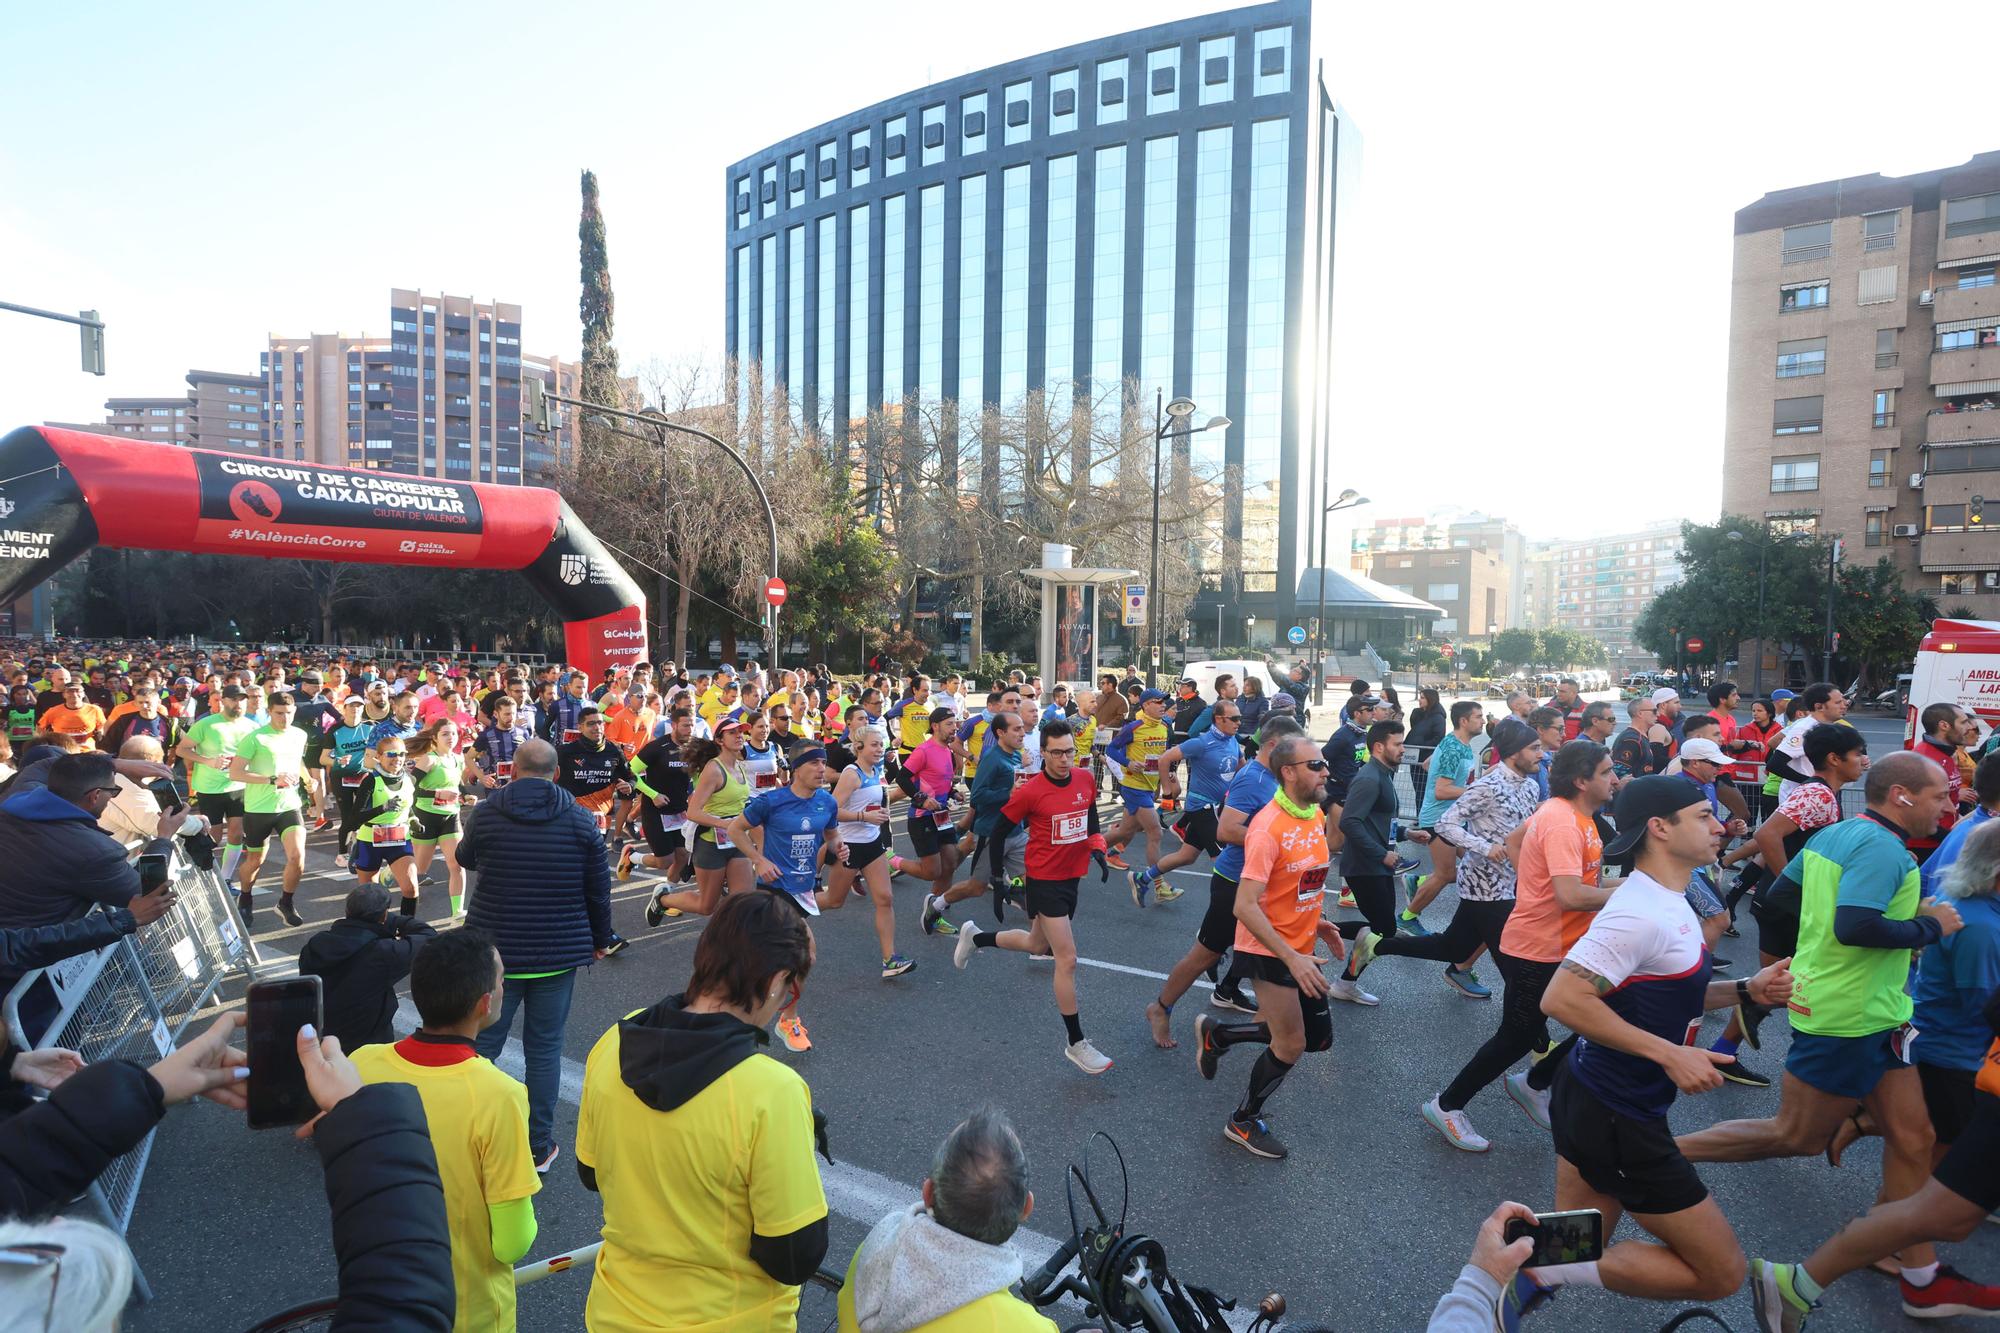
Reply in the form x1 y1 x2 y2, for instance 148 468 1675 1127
1735 977 1754 1005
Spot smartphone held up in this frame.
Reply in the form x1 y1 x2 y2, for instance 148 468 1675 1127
246 976 322 1130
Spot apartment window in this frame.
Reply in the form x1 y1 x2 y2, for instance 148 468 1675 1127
1876 327 1899 369
1869 448 1891 487
1426 583 1461 602
1865 511 1886 547
1780 280 1828 311
1927 443 2000 473
1945 192 2000 239
1862 210 1899 251
1942 572 1980 596
1929 503 1970 533
1960 264 1998 290
1874 388 1897 428
1770 455 1819 493
1858 265 1897 305
1939 320 2000 351
1781 220 1833 262
1776 336 1826 378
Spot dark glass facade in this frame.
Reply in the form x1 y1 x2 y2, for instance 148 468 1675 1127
724 0 1347 626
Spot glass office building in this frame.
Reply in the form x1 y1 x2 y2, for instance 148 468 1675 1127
723 0 1351 632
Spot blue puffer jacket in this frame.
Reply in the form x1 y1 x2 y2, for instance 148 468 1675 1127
458 778 611 973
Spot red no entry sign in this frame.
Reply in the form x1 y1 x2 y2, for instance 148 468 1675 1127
1439 642 1455 657
1685 637 1705 652
764 576 788 606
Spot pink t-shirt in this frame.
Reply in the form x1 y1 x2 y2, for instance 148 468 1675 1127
903 738 957 801
1775 781 1839 834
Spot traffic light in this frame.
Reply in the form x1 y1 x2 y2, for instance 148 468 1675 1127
79 309 103 376
1972 494 1985 526
525 376 551 432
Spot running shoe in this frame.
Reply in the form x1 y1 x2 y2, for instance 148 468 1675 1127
1723 918 1741 939
886 853 905 878
1223 1116 1287 1160
1129 868 1153 909
1403 870 1424 898
1420 1096 1490 1152
1504 1071 1552 1131
1105 851 1131 871
921 895 949 936
534 1144 561 1174
1736 995 1777 1051
1065 1039 1113 1075
333 853 350 870
776 1015 812 1052
310 814 330 832
1901 1264 2000 1318
1327 977 1379 1006
1396 912 1433 938
616 844 634 882
278 896 303 928
1350 927 1381 977
1209 987 1258 1014
954 922 981 969
1496 1271 1556 1332
1336 887 1358 910
1717 1055 1772 1089
237 895 255 928
881 953 916 979
1193 1013 1223 1080
1443 965 1493 999
1711 956 1733 973
1391 856 1423 875
603 933 631 958
1153 881 1184 903
644 892 669 928
1749 1259 1815 1332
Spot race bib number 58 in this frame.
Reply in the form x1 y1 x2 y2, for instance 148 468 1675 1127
1052 810 1088 845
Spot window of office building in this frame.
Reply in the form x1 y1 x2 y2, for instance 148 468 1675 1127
787 225 805 419
885 115 907 177
1771 455 1819 493
1147 47 1179 114
1869 448 1890 487
1002 80 1030 146
882 195 905 403
849 203 870 420
787 152 805 210
1253 26 1290 95
961 92 987 156
816 142 838 200
959 172 988 490
760 236 777 417
1776 336 1825 378
1198 35 1234 105
1874 387 1896 428
1097 57 1129 125
999 164 1030 408
816 214 835 426
1780 280 1828 312
1091 144 1127 453
1945 192 2000 239
1781 220 1832 262
734 175 752 230
1045 154 1077 392
734 246 751 413
849 128 872 189
1049 69 1078 135
1139 136 1178 409
1243 119 1289 496
761 164 778 220
918 184 944 401
1189 127 1232 469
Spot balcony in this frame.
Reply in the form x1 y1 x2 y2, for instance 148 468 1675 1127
1931 345 2000 390
1920 529 2000 571
1927 404 2000 443
1932 282 2000 327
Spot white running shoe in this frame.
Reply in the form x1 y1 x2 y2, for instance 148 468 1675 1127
1421 1096 1490 1152
953 922 981 970
1066 1039 1113 1075
333 853 350 870
1327 977 1379 1006
1505 1071 1553 1131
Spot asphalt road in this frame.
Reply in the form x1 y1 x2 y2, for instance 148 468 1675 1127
118 730 1987 1333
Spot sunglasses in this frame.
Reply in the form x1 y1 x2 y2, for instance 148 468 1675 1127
1288 758 1329 772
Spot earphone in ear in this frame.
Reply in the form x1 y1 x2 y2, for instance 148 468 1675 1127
1897 795 1915 807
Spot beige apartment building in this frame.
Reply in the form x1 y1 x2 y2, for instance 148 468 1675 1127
48 370 266 452
1369 545 1507 644
1723 152 2000 612
1547 525 1685 672
1347 508 1529 637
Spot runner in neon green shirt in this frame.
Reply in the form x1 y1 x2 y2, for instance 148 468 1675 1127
176 684 259 880
227 693 309 927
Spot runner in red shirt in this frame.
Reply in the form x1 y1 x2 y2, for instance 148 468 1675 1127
1911 702 1973 862
951 718 1114 1076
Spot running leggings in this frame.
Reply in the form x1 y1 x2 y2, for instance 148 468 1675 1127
1438 952 1568 1112
334 781 366 855
1375 897 1511 966
1332 874 1398 940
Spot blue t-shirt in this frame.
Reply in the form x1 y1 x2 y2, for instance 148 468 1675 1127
1213 759 1278 882
1911 894 2000 1072
1178 726 1242 810
1418 734 1476 829
743 785 838 896
1922 806 1993 899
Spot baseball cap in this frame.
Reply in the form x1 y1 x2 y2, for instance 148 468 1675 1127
340 695 366 709
1267 693 1297 714
174 676 194 687
218 684 248 699
928 706 957 726
1604 775 1713 859
1138 688 1169 704
1770 688 1797 702
300 670 323 683
1678 738 1729 766
1352 694 1386 711
1650 687 1679 707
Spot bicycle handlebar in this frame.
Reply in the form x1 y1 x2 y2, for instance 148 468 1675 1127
1021 1236 1081 1302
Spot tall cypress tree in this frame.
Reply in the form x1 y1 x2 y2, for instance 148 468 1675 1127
579 169 621 410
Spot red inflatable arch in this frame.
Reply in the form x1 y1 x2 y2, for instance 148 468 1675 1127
0 426 647 674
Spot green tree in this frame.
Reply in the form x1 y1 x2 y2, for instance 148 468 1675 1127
1490 627 1541 670
578 169 621 413
1834 556 1937 691
1633 517 1826 675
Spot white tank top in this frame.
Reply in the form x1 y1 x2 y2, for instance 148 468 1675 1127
837 763 887 843
742 741 786 794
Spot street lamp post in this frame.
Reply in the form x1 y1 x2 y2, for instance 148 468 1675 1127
1146 389 1229 688
1727 528 1776 697
1312 489 1370 707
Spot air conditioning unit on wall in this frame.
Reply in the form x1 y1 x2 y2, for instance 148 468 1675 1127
1985 572 2000 589
1911 472 1925 488
1893 523 1920 537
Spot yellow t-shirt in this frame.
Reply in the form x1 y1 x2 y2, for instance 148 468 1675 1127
578 1022 827 1332
350 1042 540 1333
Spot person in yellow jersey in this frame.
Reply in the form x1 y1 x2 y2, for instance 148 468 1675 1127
883 674 935 767
578 890 827 1331
1104 688 1172 880
701 679 741 733
839 1108 1056 1333
350 923 540 1333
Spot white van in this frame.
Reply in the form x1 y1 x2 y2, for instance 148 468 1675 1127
1903 617 2000 749
1178 658 1283 703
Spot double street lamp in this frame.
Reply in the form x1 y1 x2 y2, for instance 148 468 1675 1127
1311 488 1371 707
1725 526 1810 699
1146 390 1230 688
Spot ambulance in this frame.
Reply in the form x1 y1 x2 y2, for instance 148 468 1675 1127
1905 617 2000 748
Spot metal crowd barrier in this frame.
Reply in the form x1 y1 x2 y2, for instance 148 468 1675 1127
2 847 266 1301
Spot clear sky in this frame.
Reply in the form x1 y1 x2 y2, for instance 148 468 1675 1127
1 0 1988 547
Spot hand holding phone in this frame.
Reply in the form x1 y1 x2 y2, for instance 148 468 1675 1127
1501 1208 1605 1269
247 977 323 1130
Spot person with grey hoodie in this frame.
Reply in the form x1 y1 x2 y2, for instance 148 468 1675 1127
838 1108 1056 1333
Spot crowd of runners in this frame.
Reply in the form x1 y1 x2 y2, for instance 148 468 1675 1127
1 638 1996 1331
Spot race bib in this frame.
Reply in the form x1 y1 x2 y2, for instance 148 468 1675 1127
1052 810 1088 845
662 813 687 831
562 728 580 743
340 774 363 788
1142 756 1160 773
1296 865 1328 904
428 789 460 807
377 824 409 845
788 832 819 865
755 770 782 789
496 761 513 780
595 810 611 831
713 827 734 849
933 804 955 827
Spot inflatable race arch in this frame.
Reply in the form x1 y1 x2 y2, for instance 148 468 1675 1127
0 426 647 674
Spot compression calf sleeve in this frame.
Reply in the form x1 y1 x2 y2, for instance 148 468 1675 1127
1234 1049 1294 1121
1062 1012 1084 1044
1211 1020 1271 1049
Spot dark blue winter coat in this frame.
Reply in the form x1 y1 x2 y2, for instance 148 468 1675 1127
458 778 611 972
